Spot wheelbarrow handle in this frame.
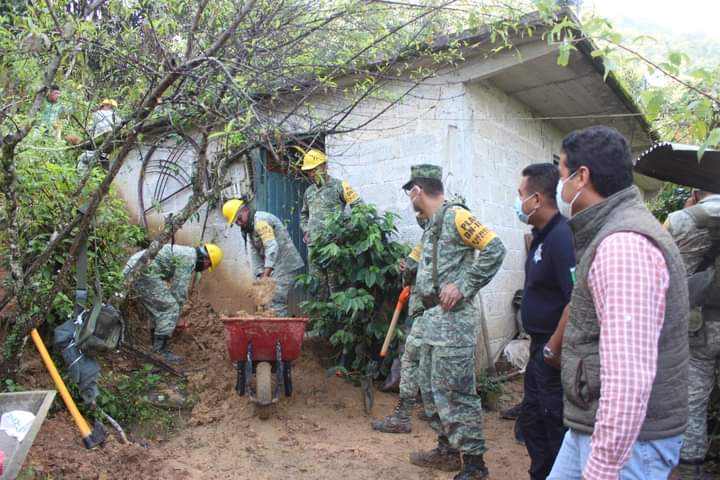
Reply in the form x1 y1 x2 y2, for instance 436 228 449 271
380 286 411 357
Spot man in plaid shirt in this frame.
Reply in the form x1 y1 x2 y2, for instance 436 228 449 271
547 126 689 480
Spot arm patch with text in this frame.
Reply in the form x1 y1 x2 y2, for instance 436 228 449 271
341 181 360 204
255 220 275 243
453 208 496 250
408 242 422 262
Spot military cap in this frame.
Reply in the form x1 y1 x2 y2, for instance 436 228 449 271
402 164 442 190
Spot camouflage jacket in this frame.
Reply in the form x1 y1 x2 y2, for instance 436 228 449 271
416 201 506 346
123 245 196 306
300 176 360 237
665 195 720 275
247 210 305 277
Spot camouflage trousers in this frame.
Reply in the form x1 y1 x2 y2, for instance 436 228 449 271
680 315 720 462
271 269 298 317
308 245 338 302
131 279 181 337
418 343 486 455
399 316 424 400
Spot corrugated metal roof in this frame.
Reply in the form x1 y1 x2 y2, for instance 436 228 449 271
634 142 720 192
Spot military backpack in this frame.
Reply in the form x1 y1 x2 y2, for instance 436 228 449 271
685 205 720 339
74 302 124 356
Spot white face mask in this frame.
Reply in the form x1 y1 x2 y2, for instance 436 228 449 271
514 193 538 224
556 171 583 218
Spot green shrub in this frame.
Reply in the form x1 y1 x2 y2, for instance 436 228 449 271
297 203 409 375
0 141 146 327
648 182 691 223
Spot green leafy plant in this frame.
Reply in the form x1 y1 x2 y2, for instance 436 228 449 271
85 364 176 429
648 182 691 223
298 203 410 375
476 371 503 409
1 378 22 392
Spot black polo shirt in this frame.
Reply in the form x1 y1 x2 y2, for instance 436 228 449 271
521 213 576 337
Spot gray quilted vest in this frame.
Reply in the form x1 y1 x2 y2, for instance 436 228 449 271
562 186 689 439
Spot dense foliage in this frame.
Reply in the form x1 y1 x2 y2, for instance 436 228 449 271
0 141 145 345
298 203 409 375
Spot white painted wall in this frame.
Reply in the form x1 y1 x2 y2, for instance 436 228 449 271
113 139 258 314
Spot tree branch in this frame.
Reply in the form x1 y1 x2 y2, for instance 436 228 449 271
185 0 211 60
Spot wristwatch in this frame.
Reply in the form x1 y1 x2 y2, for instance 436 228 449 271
543 344 557 360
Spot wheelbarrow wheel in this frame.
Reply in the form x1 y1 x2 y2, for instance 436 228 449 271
283 362 293 397
256 362 272 420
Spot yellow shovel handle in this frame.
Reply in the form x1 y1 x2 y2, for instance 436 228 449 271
31 328 92 438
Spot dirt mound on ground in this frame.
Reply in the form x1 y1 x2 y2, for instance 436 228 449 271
172 292 237 426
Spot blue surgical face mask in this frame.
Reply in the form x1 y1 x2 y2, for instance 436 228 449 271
556 171 582 218
514 193 538 224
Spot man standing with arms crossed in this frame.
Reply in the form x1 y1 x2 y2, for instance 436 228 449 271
514 163 575 479
404 164 506 480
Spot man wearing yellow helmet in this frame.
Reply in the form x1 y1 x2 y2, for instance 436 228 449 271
223 198 304 316
91 98 121 137
123 243 222 362
299 148 361 299
77 98 122 172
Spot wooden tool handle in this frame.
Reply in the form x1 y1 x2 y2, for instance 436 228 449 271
380 287 411 357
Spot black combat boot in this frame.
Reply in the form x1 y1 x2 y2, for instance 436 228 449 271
500 402 522 420
371 397 413 433
152 335 183 363
409 436 462 471
454 454 489 480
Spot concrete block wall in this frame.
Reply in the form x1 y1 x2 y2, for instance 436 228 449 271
317 73 564 361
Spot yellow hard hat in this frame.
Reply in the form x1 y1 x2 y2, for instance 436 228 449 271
301 149 328 171
222 198 245 225
203 243 223 270
100 98 118 108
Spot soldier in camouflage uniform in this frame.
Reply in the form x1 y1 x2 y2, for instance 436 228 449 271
124 243 222 361
223 198 305 316
371 238 426 433
403 165 506 480
299 149 361 300
666 189 720 480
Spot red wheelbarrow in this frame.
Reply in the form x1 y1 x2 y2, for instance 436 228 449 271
222 316 308 419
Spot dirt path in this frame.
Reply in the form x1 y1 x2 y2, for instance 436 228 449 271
156 349 529 480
